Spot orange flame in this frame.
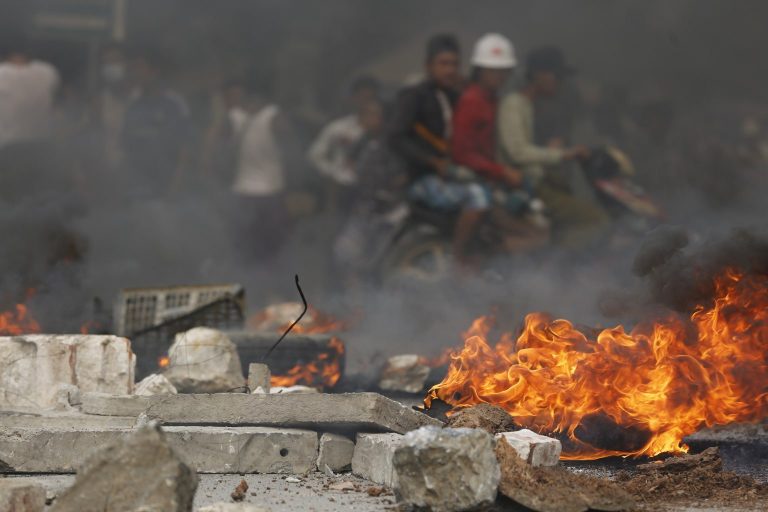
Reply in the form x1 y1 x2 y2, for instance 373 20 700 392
425 269 768 459
158 356 170 369
0 303 42 336
270 336 345 389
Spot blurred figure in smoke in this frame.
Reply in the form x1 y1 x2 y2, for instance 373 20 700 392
121 48 191 196
231 73 294 262
498 46 608 249
0 32 60 200
307 75 380 212
95 43 131 170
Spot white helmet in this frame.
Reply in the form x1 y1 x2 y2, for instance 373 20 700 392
471 33 517 69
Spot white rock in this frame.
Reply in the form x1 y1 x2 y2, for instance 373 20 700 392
269 385 318 394
135 373 178 396
51 384 81 411
165 328 244 393
378 354 430 393
247 363 270 393
317 433 354 472
0 335 135 409
495 429 562 467
393 426 500 512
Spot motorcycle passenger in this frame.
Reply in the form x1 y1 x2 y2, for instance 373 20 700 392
388 34 492 265
498 46 609 248
451 33 548 256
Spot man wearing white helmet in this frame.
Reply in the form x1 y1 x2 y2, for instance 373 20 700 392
451 33 547 260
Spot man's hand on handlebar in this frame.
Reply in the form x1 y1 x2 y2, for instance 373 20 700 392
563 145 591 161
501 166 524 188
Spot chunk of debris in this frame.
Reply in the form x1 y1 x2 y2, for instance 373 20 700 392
317 432 354 472
51 424 198 512
135 373 178 396
198 504 272 512
165 327 245 393
366 486 386 497
0 479 46 512
268 385 318 394
495 429 561 466
247 363 271 393
351 433 403 488
446 403 516 434
393 426 500 512
637 446 721 473
51 384 81 411
494 435 634 512
328 481 356 492
378 354 430 393
0 335 134 409
231 479 249 501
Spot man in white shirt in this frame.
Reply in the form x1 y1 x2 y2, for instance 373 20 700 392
307 76 380 186
0 36 59 149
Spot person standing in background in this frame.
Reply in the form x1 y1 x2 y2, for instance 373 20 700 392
121 48 191 196
307 76 380 212
0 32 60 200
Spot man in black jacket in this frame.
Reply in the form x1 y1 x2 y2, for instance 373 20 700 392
389 34 492 264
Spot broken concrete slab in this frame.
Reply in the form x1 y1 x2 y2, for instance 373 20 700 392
135 373 178 395
81 392 442 434
165 327 245 393
0 335 134 409
317 433 354 472
351 433 403 488
0 409 135 430
393 426 500 512
494 436 634 512
378 354 430 393
0 479 46 512
495 429 562 467
51 424 197 512
0 425 318 474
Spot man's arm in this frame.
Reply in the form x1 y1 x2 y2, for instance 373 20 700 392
498 94 564 166
307 121 341 177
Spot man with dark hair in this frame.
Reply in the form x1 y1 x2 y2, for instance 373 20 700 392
498 46 608 248
389 33 497 263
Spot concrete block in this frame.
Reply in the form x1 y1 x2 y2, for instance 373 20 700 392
135 373 177 396
495 429 562 467
0 426 318 474
165 327 245 393
317 433 354 472
0 335 134 409
81 392 442 434
0 479 46 512
378 354 430 393
351 433 403 488
247 363 271 393
393 426 499 512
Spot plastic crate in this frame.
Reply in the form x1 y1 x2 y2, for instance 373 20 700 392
114 284 244 337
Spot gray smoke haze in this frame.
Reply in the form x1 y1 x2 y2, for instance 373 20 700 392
1 0 767 373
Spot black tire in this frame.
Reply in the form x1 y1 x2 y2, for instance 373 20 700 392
379 232 452 285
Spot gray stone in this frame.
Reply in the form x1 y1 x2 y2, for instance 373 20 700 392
0 335 134 409
378 354 430 393
0 426 318 474
317 433 354 472
393 426 500 512
51 425 197 512
495 429 562 467
165 328 245 393
351 433 403 488
51 384 81 411
247 363 271 393
0 479 46 512
136 373 178 396
198 504 272 512
82 392 442 434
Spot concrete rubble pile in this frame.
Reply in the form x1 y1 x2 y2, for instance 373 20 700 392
377 354 431 393
0 332 640 511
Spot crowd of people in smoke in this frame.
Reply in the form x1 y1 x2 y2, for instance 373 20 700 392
2 28 767 291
